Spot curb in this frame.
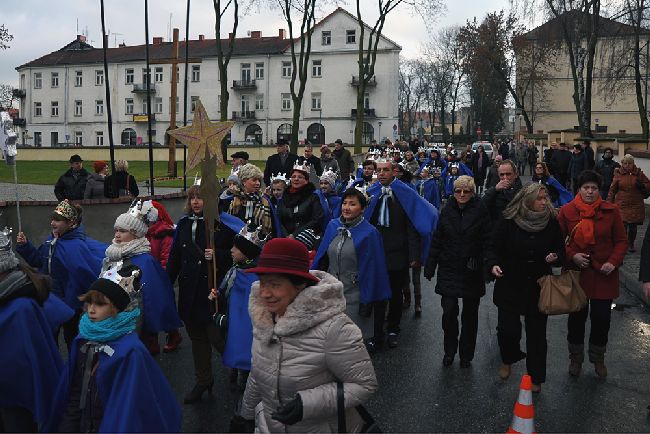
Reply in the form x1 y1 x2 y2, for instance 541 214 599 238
620 264 648 308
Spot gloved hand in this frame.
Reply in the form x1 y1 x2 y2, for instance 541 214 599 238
229 414 254 433
423 262 436 281
271 394 303 425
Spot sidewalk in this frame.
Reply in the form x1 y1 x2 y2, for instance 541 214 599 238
619 209 648 307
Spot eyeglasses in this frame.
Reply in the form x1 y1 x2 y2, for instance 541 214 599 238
454 189 472 195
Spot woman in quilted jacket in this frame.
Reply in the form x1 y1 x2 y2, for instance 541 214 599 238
231 238 377 433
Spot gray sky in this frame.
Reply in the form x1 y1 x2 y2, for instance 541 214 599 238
0 0 508 87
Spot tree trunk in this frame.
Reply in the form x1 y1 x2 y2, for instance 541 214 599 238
354 81 366 153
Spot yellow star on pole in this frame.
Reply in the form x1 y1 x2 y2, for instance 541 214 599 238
167 99 234 172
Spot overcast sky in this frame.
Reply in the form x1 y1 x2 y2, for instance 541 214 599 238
1 0 509 86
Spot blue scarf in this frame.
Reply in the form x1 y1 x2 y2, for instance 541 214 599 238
78 308 141 343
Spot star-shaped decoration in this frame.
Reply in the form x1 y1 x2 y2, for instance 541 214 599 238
167 100 234 172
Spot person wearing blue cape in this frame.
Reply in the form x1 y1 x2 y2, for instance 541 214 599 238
16 200 106 350
417 148 447 176
0 230 65 432
531 161 573 207
312 188 391 348
167 185 245 404
45 264 181 433
442 151 473 178
444 164 462 198
102 200 183 356
364 159 439 349
414 166 442 210
315 169 342 228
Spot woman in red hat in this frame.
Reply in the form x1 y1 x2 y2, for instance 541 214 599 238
231 238 377 433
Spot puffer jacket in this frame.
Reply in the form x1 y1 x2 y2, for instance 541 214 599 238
607 165 650 224
276 183 325 237
240 271 377 433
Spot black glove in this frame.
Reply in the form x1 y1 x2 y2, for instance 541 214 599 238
423 262 435 281
271 394 303 425
229 414 254 433
636 180 646 191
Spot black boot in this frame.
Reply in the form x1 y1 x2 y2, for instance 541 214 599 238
184 381 214 404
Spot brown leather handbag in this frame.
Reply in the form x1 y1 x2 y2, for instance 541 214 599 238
537 270 587 315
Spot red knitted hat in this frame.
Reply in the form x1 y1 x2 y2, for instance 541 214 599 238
245 238 319 282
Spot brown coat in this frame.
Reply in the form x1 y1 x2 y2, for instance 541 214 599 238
607 166 650 224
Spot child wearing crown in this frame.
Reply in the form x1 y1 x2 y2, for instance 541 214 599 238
45 264 181 433
316 169 342 227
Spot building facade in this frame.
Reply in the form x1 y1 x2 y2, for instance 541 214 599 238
13 8 400 149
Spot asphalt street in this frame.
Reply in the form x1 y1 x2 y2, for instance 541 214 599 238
154 275 650 433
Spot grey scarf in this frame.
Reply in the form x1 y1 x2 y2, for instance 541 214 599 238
513 207 552 233
0 269 29 301
104 237 151 264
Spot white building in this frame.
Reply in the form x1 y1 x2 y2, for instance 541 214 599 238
13 8 401 148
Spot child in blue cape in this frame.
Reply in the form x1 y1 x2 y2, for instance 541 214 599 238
414 167 442 209
444 164 461 198
16 200 106 349
45 263 181 433
316 169 342 227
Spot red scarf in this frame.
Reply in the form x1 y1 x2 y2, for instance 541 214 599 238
570 193 602 249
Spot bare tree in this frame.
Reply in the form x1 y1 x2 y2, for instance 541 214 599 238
214 0 240 122
0 24 13 50
0 84 13 109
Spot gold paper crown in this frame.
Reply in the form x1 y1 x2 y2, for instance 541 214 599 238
53 200 79 222
238 223 268 248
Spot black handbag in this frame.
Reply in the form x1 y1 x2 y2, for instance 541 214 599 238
336 381 381 433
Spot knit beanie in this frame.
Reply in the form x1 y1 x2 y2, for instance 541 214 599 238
0 228 19 274
319 169 337 188
227 174 241 186
238 163 263 182
88 263 142 311
114 200 158 238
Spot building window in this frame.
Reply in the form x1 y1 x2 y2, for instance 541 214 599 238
255 62 264 80
34 132 42 147
34 72 42 89
51 72 59 88
364 93 370 109
125 68 134 84
75 70 83 87
281 93 291 111
312 60 322 77
154 97 163 114
34 102 42 117
142 68 150 85
74 100 82 116
191 96 199 112
311 93 321 110
50 132 58 147
255 94 264 110
51 101 59 117
74 131 83 146
191 65 200 82
96 131 104 146
125 98 134 115
154 67 163 83
142 101 148 113
95 70 104 86
282 61 292 78
95 100 104 115
241 63 252 83
322 31 331 45
346 30 356 44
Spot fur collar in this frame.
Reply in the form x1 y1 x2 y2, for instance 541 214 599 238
248 270 345 342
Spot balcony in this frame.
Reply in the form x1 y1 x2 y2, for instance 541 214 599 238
12 89 26 99
131 83 157 94
351 76 377 87
232 111 256 120
351 108 376 118
13 118 26 127
133 113 156 123
232 80 257 90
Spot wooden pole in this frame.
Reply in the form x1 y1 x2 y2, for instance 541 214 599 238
145 0 155 195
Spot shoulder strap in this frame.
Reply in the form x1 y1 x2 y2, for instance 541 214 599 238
337 381 346 433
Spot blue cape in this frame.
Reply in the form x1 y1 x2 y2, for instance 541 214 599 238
415 178 442 209
44 333 181 433
129 253 183 333
365 179 439 262
548 176 573 206
444 174 460 196
16 225 107 310
42 293 75 333
315 189 342 229
220 268 258 371
441 161 473 178
0 297 64 429
417 156 448 175
312 218 392 304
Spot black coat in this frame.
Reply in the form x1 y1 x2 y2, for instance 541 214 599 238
471 152 490 185
485 217 565 315
594 158 620 193
481 177 523 221
640 224 650 283
104 171 139 198
54 168 89 201
167 215 236 325
263 153 298 186
333 148 354 180
369 193 420 271
305 155 323 176
550 150 571 181
425 196 491 298
276 183 324 237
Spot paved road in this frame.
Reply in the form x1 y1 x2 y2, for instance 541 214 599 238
0 182 180 201
154 275 650 433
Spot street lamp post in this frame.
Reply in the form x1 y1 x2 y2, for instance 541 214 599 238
378 121 382 143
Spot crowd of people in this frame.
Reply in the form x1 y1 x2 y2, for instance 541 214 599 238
1 137 649 432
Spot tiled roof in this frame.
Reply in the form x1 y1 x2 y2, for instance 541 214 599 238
525 10 650 41
16 36 292 70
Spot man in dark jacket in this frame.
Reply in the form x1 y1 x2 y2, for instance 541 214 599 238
482 159 522 221
583 141 595 170
550 142 572 187
263 141 298 187
568 144 587 193
333 139 354 181
367 160 421 350
594 147 620 199
54 155 89 201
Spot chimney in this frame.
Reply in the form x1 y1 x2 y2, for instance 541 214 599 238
250 30 262 39
279 29 286 39
77 34 87 42
153 37 163 45
198 34 205 41
118 42 126 48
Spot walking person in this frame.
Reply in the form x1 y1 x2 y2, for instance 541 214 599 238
526 143 539 176
486 183 565 392
83 160 109 199
263 140 298 187
550 142 572 187
559 171 628 378
104 159 139 198
424 176 491 368
531 161 573 207
515 143 526 176
333 139 354 182
594 147 620 200
607 154 650 252
568 144 588 194
471 145 490 194
54 154 89 201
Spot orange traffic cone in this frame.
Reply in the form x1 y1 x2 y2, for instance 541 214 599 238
506 374 536 434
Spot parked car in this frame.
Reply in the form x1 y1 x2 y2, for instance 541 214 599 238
471 141 493 159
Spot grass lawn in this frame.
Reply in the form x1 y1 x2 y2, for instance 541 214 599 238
0 160 264 187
